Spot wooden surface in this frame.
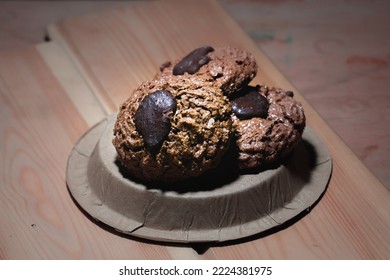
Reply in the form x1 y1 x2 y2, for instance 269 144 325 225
1 0 389 192
1 0 389 259
220 0 390 191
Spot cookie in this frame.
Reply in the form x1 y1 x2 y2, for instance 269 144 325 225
231 85 306 170
112 76 233 183
158 46 258 96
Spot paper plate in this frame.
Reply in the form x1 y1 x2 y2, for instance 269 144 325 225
66 114 332 243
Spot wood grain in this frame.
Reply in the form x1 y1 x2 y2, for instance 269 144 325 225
0 0 389 259
46 0 390 259
2 0 388 190
0 43 199 259
0 45 89 259
220 0 390 190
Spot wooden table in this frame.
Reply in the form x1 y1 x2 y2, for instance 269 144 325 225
1 0 389 259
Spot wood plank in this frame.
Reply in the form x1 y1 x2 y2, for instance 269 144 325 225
0 43 199 259
219 0 390 190
36 42 107 126
42 0 390 259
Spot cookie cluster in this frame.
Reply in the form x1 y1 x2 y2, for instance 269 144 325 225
113 46 305 183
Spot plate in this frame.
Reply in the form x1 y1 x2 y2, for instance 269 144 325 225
66 114 332 243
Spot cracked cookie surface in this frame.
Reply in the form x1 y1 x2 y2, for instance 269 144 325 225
158 46 258 96
112 76 233 183
232 85 306 170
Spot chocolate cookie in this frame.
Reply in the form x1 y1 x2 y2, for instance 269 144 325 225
231 85 306 170
158 46 258 96
112 76 233 183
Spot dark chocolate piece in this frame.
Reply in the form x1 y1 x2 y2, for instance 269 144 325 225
286 91 294 97
173 46 214 75
135 90 177 152
232 90 269 120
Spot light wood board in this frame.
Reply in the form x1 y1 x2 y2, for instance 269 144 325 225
1 0 389 259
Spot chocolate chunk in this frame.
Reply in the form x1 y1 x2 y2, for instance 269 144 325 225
286 91 294 97
232 90 269 120
173 46 214 75
135 90 177 152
